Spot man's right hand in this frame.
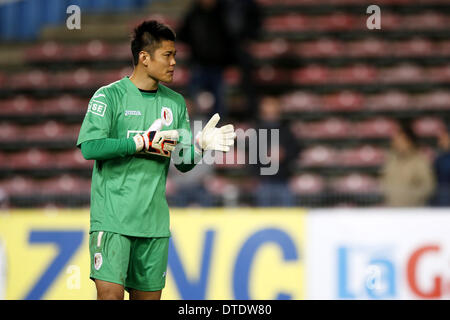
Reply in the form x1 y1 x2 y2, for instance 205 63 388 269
134 119 179 157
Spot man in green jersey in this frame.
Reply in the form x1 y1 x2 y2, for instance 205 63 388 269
77 20 236 300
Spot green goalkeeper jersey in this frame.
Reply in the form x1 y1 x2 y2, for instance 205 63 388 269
77 77 193 237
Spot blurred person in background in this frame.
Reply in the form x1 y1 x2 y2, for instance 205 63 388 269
380 122 435 207
167 101 214 207
177 0 234 118
430 130 450 206
253 96 298 207
221 0 262 119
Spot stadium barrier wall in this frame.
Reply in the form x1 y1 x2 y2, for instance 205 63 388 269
0 208 448 300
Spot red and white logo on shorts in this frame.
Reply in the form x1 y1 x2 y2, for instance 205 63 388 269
94 253 103 270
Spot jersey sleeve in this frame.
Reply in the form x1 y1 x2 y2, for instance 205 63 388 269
173 98 202 172
76 87 113 147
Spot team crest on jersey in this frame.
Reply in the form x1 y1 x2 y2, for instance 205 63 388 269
161 107 173 126
94 253 103 270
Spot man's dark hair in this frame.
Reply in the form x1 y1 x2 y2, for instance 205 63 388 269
131 20 176 65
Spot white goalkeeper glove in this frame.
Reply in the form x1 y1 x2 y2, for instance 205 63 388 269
133 119 179 157
195 113 236 154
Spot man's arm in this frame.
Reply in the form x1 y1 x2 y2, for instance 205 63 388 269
80 137 137 160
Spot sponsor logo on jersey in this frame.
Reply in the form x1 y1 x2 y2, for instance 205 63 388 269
88 99 107 117
94 253 103 270
125 110 142 117
161 107 173 126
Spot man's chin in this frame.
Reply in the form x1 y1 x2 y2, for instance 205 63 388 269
161 75 174 83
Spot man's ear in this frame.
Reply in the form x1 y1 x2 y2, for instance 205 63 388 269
139 51 149 67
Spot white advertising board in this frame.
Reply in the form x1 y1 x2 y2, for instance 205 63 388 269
306 208 450 299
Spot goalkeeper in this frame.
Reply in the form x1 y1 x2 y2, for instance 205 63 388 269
76 20 235 300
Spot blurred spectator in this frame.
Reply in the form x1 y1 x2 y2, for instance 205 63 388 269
380 123 435 207
253 97 298 207
177 0 234 118
430 130 450 206
167 101 215 207
221 0 262 118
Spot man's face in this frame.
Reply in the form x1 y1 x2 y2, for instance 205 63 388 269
141 40 176 83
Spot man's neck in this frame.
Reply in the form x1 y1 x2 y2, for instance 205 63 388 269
129 68 159 91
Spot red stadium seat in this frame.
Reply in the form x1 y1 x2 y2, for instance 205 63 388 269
8 149 53 169
9 70 50 89
313 13 356 31
412 117 446 137
364 90 411 111
415 91 450 110
333 64 377 84
329 174 380 194
36 175 91 195
295 39 344 57
23 121 80 142
264 14 310 32
55 149 93 169
428 65 450 82
379 64 423 83
0 176 36 195
40 95 88 115
67 40 112 62
323 91 364 111
338 145 386 167
354 118 398 138
291 118 352 139
0 95 36 116
289 174 325 195
392 38 434 57
255 65 288 84
281 91 322 112
292 65 330 84
356 119 391 139
299 145 339 167
0 122 21 142
250 39 291 59
402 12 447 30
346 39 388 57
25 41 65 63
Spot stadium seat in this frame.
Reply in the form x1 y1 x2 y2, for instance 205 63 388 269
294 39 344 57
0 176 36 195
415 91 450 110
338 146 386 167
291 118 352 139
67 40 112 62
0 122 21 142
255 65 288 84
329 174 380 194
8 70 50 89
346 39 388 57
289 174 325 195
281 91 322 112
36 175 91 195
8 149 53 169
250 39 291 59
55 149 93 169
379 64 423 83
332 64 378 84
354 118 398 138
23 121 80 142
25 41 65 63
323 91 364 111
0 95 36 115
364 90 411 111
299 145 339 167
292 65 330 84
412 117 446 137
40 95 88 115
